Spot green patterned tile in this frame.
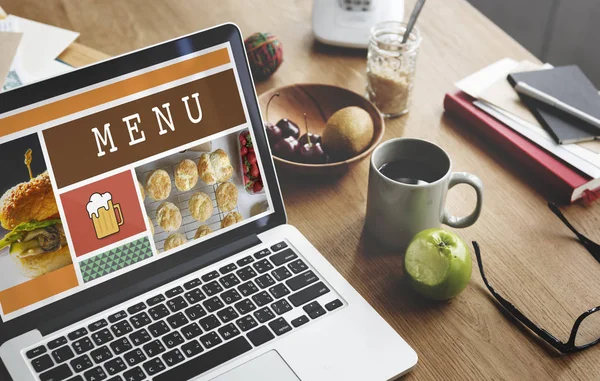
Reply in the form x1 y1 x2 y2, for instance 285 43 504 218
80 237 153 283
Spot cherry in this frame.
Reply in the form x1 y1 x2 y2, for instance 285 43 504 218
273 136 299 160
264 93 283 144
266 123 282 143
276 118 300 139
298 113 326 164
299 143 325 164
298 132 322 147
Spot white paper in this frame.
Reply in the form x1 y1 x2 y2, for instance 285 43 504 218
32 59 73 80
1 16 75 91
455 58 519 99
4 59 74 92
475 100 600 179
6 15 78 78
483 101 600 168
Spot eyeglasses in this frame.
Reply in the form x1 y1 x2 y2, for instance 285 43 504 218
472 203 600 354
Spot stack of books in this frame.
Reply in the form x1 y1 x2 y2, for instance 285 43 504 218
444 59 600 204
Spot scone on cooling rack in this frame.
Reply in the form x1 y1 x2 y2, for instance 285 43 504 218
198 149 233 185
145 169 171 201
216 182 238 213
164 233 187 251
175 159 199 192
156 201 182 232
194 225 212 239
189 192 213 222
221 212 243 228
138 180 146 200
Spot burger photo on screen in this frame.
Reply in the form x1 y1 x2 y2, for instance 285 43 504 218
0 171 72 278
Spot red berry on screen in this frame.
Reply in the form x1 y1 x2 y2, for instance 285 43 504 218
240 135 247 146
244 175 250 184
250 164 259 178
253 181 263 193
249 147 255 153
241 146 248 156
247 152 257 164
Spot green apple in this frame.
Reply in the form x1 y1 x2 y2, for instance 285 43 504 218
404 228 472 300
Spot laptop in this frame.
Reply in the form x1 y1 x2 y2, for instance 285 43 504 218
0 24 417 381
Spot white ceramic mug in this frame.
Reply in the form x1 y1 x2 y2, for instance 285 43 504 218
365 138 483 249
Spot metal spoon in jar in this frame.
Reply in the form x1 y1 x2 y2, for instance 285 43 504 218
402 0 426 44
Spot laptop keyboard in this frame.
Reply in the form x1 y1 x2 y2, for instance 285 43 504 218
24 241 344 381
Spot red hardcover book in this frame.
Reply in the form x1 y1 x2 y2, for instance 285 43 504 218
443 90 600 204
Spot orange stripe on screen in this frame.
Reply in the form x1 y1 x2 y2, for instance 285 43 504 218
0 48 230 138
0 265 78 314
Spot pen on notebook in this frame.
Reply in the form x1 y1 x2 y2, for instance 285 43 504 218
514 81 600 131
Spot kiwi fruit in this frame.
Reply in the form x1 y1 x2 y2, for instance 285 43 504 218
323 106 374 160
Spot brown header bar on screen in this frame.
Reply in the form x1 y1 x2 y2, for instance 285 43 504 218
43 69 246 188
0 48 230 138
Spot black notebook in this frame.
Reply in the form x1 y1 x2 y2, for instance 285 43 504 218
507 65 600 144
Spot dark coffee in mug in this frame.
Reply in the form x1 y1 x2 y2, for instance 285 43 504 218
378 158 445 185
366 138 483 249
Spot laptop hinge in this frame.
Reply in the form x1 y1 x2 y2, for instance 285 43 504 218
39 234 261 336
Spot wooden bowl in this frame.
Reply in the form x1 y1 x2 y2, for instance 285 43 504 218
259 84 385 175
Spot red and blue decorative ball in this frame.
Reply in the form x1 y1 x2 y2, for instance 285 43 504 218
244 32 283 80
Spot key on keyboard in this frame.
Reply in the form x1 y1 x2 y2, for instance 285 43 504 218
70 354 93 373
270 241 288 252
201 271 219 282
183 278 201 290
52 346 74 363
270 249 297 266
108 311 127 323
165 286 183 298
154 337 251 381
162 348 185 367
32 354 54 373
40 364 72 381
48 337 67 350
26 346 46 359
237 266 257 281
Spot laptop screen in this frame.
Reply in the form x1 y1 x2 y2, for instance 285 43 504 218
0 42 276 321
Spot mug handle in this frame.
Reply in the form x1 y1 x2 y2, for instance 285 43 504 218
442 172 483 228
114 203 125 226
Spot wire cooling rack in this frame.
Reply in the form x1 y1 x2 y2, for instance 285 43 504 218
136 151 240 253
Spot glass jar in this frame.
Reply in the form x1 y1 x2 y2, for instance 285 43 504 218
366 21 422 118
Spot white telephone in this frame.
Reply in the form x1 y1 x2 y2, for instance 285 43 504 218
312 0 405 49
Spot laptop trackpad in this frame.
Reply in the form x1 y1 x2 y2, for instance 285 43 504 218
210 351 300 381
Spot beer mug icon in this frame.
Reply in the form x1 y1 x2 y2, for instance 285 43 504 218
86 192 124 239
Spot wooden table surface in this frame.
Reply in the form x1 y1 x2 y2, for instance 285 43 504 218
4 0 600 380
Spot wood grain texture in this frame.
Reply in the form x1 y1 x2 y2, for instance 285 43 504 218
3 0 600 379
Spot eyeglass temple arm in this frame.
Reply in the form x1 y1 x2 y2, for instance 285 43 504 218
548 203 600 262
472 241 568 353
